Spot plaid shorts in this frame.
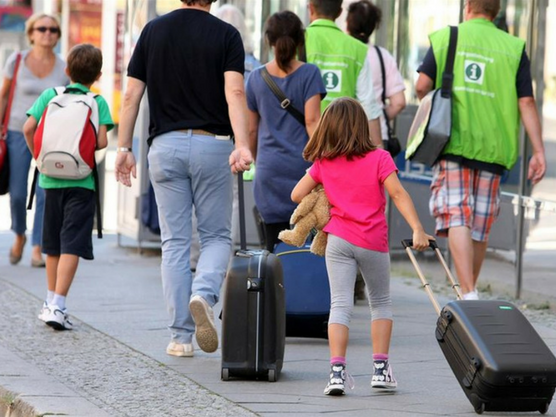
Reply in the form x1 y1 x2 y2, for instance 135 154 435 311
429 160 501 242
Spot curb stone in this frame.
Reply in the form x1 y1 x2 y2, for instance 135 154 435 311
0 279 258 417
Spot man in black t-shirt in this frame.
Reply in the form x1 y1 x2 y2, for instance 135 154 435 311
115 0 252 358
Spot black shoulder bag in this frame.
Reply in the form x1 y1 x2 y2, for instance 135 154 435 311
374 46 402 158
260 67 306 127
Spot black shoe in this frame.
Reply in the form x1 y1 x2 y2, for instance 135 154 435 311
371 360 397 390
324 363 354 395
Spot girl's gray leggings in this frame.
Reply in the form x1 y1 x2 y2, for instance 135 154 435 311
325 234 392 327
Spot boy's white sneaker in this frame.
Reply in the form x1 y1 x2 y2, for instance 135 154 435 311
44 305 73 331
166 342 194 357
189 295 218 353
38 301 49 322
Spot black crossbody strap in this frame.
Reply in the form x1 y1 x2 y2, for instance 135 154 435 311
375 46 387 105
374 46 394 139
260 67 306 127
441 26 458 98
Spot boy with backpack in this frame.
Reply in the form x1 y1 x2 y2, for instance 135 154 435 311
22 44 113 330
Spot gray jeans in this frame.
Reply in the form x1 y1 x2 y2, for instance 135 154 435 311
325 234 392 327
148 131 234 343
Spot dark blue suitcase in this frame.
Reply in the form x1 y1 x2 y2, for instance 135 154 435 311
275 242 330 339
403 239 556 414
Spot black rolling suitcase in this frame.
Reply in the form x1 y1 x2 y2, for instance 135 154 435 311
221 173 285 382
403 239 556 414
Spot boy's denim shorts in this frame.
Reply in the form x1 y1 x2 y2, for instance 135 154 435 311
42 187 95 260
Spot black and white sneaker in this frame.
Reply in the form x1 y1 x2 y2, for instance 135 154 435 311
324 363 354 395
371 360 397 390
44 306 73 331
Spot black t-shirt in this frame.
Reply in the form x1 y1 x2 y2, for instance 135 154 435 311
128 9 245 141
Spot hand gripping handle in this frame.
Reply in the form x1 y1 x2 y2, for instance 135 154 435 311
401 239 438 250
401 239 462 316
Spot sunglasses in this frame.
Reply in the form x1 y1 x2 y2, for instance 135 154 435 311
34 26 60 34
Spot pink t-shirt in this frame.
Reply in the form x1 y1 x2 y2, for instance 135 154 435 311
309 149 398 252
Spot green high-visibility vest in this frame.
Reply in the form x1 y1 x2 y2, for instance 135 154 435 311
306 19 368 112
430 18 525 170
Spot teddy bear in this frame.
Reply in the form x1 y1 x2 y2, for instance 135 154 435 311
278 185 331 256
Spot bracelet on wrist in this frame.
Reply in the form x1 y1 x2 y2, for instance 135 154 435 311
117 147 132 153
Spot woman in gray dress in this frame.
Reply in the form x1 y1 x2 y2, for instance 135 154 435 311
0 13 69 267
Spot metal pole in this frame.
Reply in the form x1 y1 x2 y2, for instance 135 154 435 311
515 0 545 299
147 0 156 22
259 0 271 64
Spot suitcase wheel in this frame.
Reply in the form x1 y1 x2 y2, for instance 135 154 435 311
268 369 277 382
221 368 230 381
539 402 550 414
474 402 485 415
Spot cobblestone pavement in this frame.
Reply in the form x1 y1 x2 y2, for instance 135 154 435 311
0 280 257 417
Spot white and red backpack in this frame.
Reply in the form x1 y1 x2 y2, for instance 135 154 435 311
33 86 99 179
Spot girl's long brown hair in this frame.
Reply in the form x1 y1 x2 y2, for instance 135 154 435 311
303 97 377 161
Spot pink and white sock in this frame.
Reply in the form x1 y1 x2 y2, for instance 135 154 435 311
330 356 346 365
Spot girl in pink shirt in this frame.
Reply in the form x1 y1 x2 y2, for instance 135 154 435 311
291 97 432 396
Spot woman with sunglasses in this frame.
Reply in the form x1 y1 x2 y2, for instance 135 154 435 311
0 13 68 267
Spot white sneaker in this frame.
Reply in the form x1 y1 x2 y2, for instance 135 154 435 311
463 290 479 300
189 295 218 353
166 341 194 357
38 301 49 322
44 305 73 331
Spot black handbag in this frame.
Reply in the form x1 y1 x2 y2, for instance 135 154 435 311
0 53 21 195
0 140 9 195
374 46 402 158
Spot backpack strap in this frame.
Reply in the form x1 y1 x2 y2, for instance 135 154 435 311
26 168 39 210
92 163 103 239
27 88 62 210
53 86 66 96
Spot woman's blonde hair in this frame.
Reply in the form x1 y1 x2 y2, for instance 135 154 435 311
25 13 61 45
303 97 377 161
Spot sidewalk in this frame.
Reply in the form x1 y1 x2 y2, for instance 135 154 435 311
1 231 556 417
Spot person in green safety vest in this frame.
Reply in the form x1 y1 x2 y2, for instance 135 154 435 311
415 0 546 300
305 0 382 147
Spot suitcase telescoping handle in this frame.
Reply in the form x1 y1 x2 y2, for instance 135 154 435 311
401 239 463 316
237 172 248 251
